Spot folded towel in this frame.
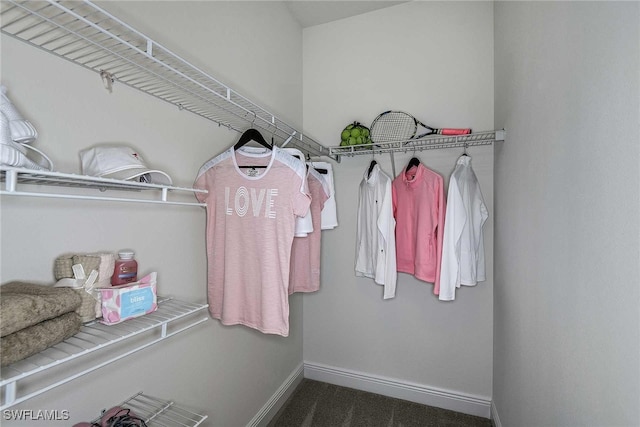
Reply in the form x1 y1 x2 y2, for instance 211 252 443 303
54 253 75 280
53 285 99 323
54 253 103 281
94 252 115 287
1 311 81 366
72 254 101 277
0 282 81 337
74 288 99 323
55 275 101 323
53 252 116 319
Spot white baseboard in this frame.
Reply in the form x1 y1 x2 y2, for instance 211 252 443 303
247 363 304 427
491 400 502 427
303 362 491 419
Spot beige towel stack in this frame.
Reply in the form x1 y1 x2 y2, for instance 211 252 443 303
0 282 82 366
53 252 116 322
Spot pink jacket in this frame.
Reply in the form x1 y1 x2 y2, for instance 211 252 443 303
392 163 446 294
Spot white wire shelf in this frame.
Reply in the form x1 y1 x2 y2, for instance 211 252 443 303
329 129 505 160
0 166 207 206
0 298 209 410
90 392 208 427
0 0 336 162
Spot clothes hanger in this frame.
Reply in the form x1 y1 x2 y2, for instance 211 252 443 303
289 151 308 170
461 143 470 157
234 128 271 151
405 144 420 170
367 159 377 179
270 124 278 147
235 128 270 168
302 153 314 172
234 112 272 151
235 113 272 169
310 155 328 174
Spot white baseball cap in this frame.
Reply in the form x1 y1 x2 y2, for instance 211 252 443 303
79 144 172 185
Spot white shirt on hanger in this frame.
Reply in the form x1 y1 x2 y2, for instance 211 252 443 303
355 163 397 299
439 155 488 301
284 148 314 237
312 161 338 230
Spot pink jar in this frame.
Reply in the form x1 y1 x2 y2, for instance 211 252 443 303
111 250 138 286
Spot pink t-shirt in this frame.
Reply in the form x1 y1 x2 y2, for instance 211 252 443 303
392 163 446 294
195 146 310 336
289 168 330 294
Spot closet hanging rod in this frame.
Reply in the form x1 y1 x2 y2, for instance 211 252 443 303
0 0 337 162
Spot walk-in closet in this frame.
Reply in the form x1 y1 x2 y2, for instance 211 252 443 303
1 1 638 426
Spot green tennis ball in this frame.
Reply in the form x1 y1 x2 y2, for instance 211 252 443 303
341 130 351 140
350 128 361 138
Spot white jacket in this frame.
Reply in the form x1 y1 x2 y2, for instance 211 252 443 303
439 155 488 301
355 163 397 299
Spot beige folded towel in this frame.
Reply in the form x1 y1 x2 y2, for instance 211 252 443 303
72 254 101 277
1 312 81 366
0 282 81 337
55 280 100 323
91 252 115 317
52 252 116 320
54 253 75 280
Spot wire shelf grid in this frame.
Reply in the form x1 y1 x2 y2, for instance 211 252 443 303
0 298 209 410
329 130 504 159
92 392 208 427
0 166 207 206
0 0 335 161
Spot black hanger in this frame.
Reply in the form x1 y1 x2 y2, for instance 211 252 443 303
235 128 271 169
234 128 272 151
288 153 308 171
310 161 328 174
367 160 377 178
407 156 420 169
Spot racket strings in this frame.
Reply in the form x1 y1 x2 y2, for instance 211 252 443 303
371 113 416 142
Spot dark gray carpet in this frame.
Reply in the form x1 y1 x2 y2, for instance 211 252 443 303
268 379 493 427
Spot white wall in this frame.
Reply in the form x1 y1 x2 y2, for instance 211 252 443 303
0 2 303 426
493 2 640 426
302 1 495 416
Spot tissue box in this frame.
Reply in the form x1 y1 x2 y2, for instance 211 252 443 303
98 273 158 325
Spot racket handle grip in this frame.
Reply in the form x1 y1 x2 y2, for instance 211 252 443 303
440 128 472 135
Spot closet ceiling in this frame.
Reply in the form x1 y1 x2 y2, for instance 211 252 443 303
285 1 408 28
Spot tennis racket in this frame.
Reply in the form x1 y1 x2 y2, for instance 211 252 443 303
369 111 471 143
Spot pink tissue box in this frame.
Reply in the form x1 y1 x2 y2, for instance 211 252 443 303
98 272 158 325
